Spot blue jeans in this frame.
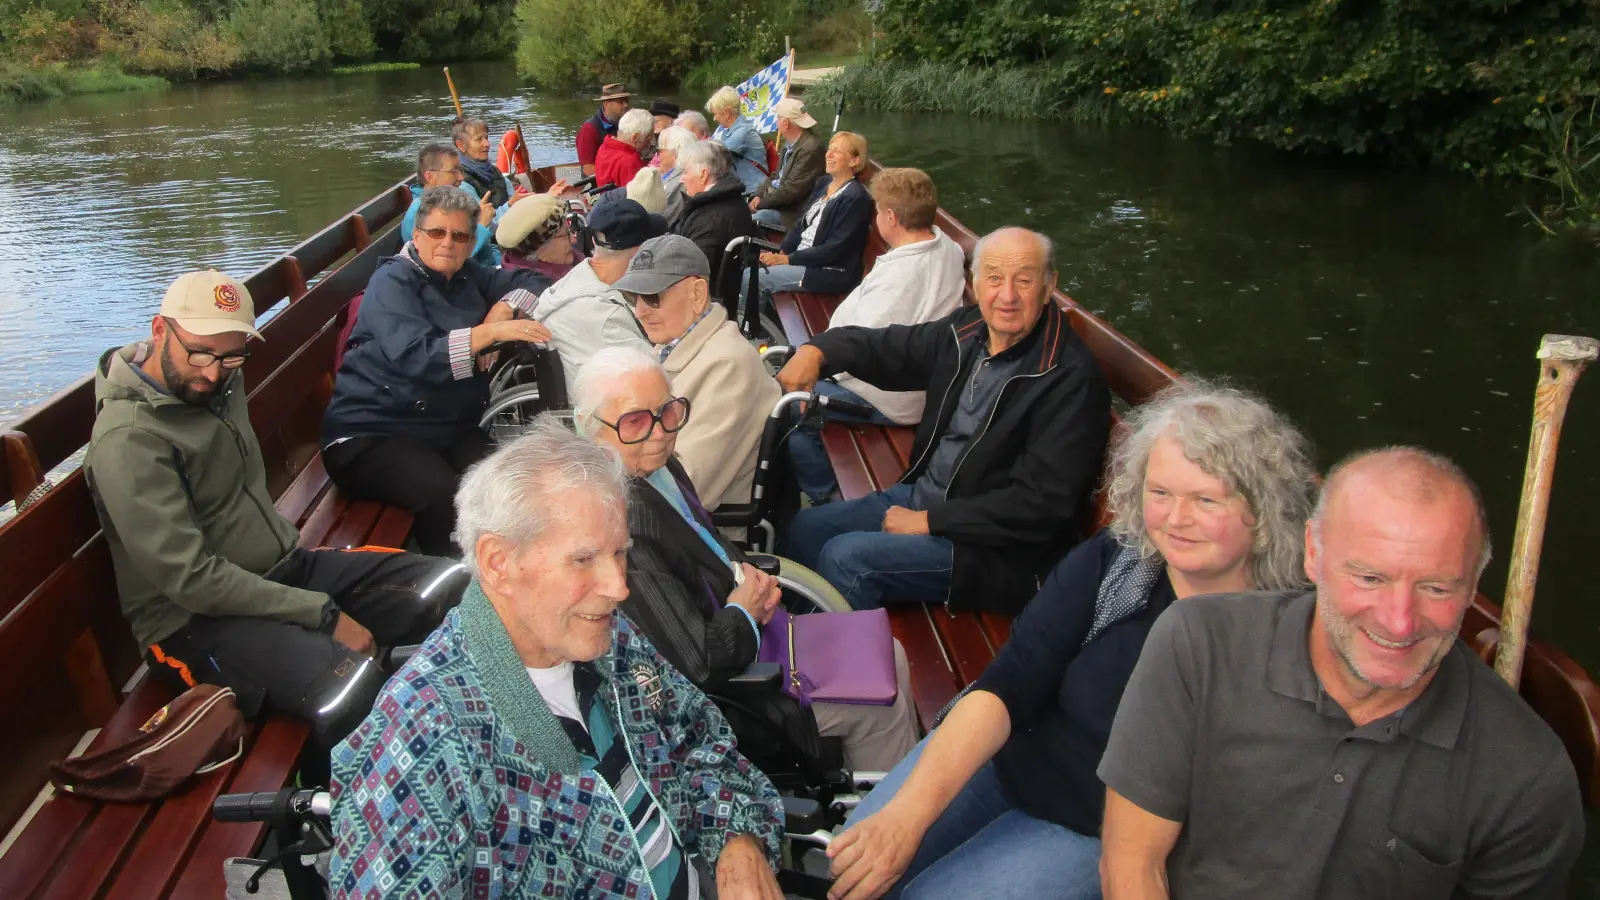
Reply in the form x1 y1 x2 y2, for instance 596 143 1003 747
757 263 807 295
752 207 786 231
779 483 953 609
846 737 1104 900
787 381 896 504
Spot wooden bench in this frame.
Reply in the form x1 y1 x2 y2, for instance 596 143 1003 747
0 184 419 898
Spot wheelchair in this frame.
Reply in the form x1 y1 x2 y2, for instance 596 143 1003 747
719 234 790 352
211 787 836 900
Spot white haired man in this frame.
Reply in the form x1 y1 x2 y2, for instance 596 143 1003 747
672 140 756 303
597 107 654 190
330 418 786 900
1099 447 1584 899
676 109 712 140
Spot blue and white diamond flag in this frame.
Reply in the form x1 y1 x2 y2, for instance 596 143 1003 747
736 51 793 134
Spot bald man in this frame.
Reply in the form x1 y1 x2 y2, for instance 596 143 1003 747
1097 447 1583 900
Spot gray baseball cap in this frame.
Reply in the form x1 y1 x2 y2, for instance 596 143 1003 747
610 234 711 295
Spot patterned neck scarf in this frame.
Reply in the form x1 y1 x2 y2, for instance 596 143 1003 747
1084 540 1167 644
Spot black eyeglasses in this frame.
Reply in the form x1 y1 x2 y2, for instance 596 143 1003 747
167 330 249 369
596 396 690 444
626 292 664 310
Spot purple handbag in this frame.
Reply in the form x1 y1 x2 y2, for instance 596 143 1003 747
757 608 898 707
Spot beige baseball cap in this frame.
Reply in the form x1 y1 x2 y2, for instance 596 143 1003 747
773 97 817 129
160 270 261 339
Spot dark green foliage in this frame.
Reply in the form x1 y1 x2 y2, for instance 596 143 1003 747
364 0 516 62
870 0 1600 176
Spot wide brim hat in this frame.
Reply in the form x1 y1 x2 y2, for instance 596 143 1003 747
593 83 632 102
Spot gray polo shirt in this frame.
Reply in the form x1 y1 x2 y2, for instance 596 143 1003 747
1099 591 1584 899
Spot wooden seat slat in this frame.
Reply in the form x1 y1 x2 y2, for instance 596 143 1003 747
101 754 253 900
274 454 334 530
819 425 876 502
928 608 998 686
369 503 417 549
35 802 153 900
323 501 385 550
980 613 1013 648
888 605 961 734
0 472 99 619
852 427 910 491
885 428 915 468
773 293 812 349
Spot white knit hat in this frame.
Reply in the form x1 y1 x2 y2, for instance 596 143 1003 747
626 167 668 216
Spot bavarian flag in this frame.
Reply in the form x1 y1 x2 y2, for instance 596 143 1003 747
737 51 793 134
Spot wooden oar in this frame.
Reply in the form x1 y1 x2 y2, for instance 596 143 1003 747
444 67 464 118
1493 333 1599 689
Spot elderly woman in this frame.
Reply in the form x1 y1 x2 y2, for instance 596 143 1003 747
329 420 785 899
656 124 698 222
674 140 757 303
706 85 768 194
596 107 653 189
575 346 919 771
321 187 554 555
828 379 1317 900
758 131 874 296
612 234 776 513
677 109 712 139
496 191 580 280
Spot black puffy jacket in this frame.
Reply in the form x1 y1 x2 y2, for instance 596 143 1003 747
808 301 1112 613
674 174 757 302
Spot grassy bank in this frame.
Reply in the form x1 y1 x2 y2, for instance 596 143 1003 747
809 61 1119 123
332 62 422 75
0 63 166 104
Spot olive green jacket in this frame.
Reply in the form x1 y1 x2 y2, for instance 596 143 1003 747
755 129 825 230
86 342 330 649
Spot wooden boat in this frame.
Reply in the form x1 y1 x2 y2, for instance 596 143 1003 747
0 159 1593 897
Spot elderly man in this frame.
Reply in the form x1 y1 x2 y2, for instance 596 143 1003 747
526 198 664 399
85 270 466 746
673 140 757 303
1099 447 1585 899
577 83 631 176
777 227 1110 613
329 420 785 900
402 142 497 266
597 108 654 190
452 117 511 209
749 98 825 232
677 109 712 140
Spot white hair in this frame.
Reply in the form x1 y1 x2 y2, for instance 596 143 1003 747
618 108 654 143
706 86 741 117
573 345 669 433
678 139 729 180
657 125 698 155
452 415 628 576
972 226 1056 275
675 110 710 138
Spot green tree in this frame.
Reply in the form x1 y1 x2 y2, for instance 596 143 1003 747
227 0 331 72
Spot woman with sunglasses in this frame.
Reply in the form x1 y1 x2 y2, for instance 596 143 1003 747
576 346 920 772
321 186 554 556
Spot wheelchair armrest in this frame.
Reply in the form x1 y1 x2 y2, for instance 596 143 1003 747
782 796 826 835
745 553 781 576
727 662 782 688
711 502 760 528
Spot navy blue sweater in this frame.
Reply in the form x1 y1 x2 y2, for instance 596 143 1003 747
972 529 1175 837
779 175 873 295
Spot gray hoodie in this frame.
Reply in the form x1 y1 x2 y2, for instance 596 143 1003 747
530 259 653 398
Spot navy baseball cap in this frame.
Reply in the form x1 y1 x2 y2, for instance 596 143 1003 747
586 197 668 250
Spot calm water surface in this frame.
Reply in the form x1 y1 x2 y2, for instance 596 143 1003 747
2 61 1597 882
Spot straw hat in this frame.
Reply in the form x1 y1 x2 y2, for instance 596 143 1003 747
593 83 632 102
626 168 668 216
496 193 565 249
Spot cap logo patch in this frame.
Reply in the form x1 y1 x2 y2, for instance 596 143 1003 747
631 250 654 270
213 283 242 312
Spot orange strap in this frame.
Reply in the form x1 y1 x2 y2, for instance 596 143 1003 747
149 643 197 688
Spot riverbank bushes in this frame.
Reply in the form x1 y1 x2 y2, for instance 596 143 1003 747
0 60 165 103
845 0 1599 179
0 0 514 82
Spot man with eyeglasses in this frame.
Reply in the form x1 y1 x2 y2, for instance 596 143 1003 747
402 142 498 267
85 270 470 747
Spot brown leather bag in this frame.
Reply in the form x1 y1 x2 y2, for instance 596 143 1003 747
49 684 248 802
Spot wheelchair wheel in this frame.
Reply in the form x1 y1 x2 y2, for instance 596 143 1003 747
480 384 554 443
776 557 852 614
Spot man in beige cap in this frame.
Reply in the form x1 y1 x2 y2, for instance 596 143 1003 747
749 97 824 232
84 270 467 748
577 83 632 176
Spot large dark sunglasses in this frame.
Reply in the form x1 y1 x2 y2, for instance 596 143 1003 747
597 396 690 444
168 329 250 369
626 291 664 310
418 226 473 245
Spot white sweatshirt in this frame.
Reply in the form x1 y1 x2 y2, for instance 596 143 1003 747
827 227 967 424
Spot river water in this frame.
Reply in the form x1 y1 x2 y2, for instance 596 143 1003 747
2 60 1598 879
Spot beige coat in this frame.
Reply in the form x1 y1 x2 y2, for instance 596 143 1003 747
662 304 780 510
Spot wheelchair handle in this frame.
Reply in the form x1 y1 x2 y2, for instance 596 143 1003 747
818 395 874 418
724 235 783 255
213 788 331 823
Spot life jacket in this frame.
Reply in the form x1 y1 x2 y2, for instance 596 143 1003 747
496 128 532 176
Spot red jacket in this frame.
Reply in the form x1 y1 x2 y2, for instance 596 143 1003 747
595 135 644 189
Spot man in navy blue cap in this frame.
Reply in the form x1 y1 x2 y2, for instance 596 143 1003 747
524 199 669 399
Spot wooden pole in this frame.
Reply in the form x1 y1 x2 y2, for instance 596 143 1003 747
444 67 464 119
1493 333 1598 689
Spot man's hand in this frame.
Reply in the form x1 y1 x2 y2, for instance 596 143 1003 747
331 613 375 657
477 190 495 227
748 196 761 211
776 344 825 394
826 804 928 900
715 834 783 900
758 251 789 267
883 506 930 535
